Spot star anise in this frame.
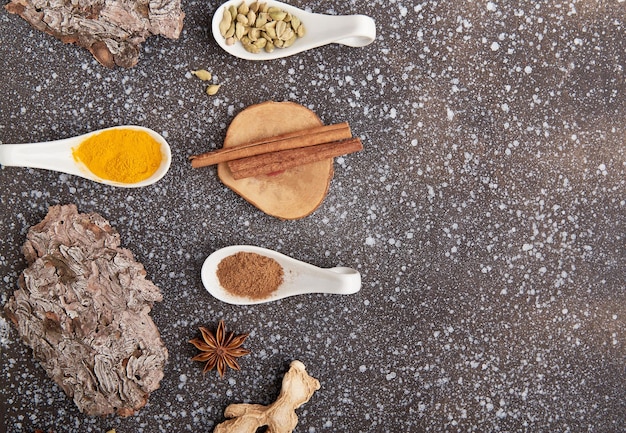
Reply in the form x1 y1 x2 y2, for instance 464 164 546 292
189 320 250 377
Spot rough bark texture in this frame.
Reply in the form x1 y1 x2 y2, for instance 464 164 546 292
4 204 168 417
5 0 184 68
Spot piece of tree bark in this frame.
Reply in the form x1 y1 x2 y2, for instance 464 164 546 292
5 0 184 68
4 204 168 417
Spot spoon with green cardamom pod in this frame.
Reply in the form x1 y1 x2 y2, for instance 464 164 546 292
212 0 376 60
0 125 172 188
202 245 362 305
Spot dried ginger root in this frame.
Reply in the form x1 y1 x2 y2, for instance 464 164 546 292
214 360 320 433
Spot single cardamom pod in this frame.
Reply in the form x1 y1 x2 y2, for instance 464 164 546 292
206 84 221 96
225 22 236 38
279 27 294 42
248 27 261 41
282 33 297 48
219 9 232 37
237 1 249 15
247 10 256 26
265 24 277 39
255 13 267 28
290 16 300 31
269 10 287 21
235 22 246 40
228 5 238 21
191 69 212 81
243 42 261 53
275 20 287 38
296 23 305 38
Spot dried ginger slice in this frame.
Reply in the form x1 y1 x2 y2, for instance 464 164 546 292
218 101 334 220
4 204 168 416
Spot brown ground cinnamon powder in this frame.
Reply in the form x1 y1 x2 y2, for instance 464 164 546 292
216 252 284 300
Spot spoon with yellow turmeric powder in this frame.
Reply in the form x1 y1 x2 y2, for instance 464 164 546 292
0 126 171 187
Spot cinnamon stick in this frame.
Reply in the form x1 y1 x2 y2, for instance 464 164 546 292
190 122 352 168
228 138 363 180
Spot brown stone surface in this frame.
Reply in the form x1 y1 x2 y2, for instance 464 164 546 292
0 1 624 431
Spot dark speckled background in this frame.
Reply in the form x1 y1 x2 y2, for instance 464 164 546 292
1 1 625 432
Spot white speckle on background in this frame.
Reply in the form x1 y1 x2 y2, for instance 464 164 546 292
178 374 187 389
0 315 10 348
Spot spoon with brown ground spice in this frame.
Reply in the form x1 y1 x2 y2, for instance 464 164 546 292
201 245 361 305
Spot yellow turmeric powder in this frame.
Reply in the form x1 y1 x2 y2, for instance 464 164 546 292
73 128 162 184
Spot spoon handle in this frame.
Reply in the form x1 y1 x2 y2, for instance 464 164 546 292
327 267 362 294
0 139 81 175
306 14 376 49
294 266 361 296
330 15 376 47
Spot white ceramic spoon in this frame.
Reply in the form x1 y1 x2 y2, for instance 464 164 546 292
212 0 376 60
0 125 171 188
201 245 361 305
